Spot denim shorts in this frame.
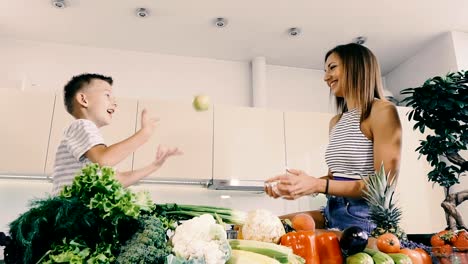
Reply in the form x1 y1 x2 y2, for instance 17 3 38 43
322 196 376 234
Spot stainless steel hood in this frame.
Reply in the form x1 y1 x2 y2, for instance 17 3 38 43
207 179 265 192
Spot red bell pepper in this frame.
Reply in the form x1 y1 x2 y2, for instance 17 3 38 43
280 231 320 264
316 232 343 264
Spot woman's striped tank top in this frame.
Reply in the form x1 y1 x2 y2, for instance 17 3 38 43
325 108 374 180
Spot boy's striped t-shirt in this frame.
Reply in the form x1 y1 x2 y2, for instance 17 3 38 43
51 119 105 195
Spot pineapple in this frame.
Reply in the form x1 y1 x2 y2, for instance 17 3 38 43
362 163 407 240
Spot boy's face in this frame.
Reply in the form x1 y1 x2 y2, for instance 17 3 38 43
78 79 117 127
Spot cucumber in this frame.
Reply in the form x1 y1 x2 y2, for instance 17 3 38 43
387 253 412 264
346 252 374 264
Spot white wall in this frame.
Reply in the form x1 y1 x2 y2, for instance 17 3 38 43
266 65 333 113
385 31 458 101
452 31 468 70
0 37 332 113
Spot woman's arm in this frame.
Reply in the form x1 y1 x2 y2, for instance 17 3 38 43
370 101 402 181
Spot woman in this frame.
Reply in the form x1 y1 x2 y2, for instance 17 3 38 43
265 43 402 233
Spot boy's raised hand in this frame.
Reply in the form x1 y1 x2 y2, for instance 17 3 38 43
140 108 159 136
153 145 183 167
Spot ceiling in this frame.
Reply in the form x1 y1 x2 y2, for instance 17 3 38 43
1 0 467 74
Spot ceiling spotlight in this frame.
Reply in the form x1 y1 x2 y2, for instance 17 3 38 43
354 36 367 45
51 0 66 9
136 8 149 18
214 17 228 28
288 27 301 37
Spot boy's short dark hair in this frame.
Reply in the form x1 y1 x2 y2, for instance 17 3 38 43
64 73 113 114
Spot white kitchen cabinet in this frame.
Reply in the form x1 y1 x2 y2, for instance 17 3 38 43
284 111 333 176
0 89 55 175
45 95 137 175
133 99 213 180
213 105 285 181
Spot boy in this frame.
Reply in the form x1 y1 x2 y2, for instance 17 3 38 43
51 73 181 194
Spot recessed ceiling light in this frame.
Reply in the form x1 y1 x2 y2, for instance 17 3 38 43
136 8 149 18
288 27 301 37
354 36 367 45
51 0 66 9
214 17 228 28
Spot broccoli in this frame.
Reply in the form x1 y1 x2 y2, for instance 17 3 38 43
116 215 172 264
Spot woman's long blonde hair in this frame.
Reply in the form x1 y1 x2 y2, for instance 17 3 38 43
325 43 385 121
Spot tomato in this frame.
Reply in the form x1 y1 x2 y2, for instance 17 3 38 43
414 248 432 264
438 244 453 257
454 230 468 250
316 232 343 264
400 248 423 264
376 233 401 253
431 232 446 247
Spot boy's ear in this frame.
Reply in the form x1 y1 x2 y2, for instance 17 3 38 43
76 92 88 108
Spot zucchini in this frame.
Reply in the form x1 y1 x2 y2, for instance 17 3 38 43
387 253 412 264
227 250 281 264
346 252 374 264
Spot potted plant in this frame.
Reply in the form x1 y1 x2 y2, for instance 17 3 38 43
400 70 468 231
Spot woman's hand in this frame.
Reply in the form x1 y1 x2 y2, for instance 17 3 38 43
264 169 322 200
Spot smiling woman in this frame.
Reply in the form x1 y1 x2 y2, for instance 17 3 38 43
265 43 402 235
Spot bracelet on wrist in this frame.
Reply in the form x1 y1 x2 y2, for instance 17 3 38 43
324 179 330 194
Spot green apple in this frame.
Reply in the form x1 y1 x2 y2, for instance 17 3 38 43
193 95 210 111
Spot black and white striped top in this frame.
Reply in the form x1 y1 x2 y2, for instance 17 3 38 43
325 108 374 180
51 119 105 195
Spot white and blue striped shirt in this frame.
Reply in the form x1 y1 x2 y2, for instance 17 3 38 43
325 108 374 180
51 119 105 195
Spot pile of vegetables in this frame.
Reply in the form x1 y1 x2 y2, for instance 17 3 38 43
2 164 305 264
2 163 447 264
3 164 160 263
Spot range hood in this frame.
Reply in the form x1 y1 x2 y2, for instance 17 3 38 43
207 179 265 192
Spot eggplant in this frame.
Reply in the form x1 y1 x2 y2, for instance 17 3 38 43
339 226 369 256
281 219 295 233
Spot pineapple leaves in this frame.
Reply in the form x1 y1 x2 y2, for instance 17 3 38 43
362 163 404 234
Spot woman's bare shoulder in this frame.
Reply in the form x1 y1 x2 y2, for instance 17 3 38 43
370 100 400 128
371 100 398 116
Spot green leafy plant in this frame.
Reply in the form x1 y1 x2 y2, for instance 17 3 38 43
400 70 468 231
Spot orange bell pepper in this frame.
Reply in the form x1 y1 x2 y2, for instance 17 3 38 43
316 232 343 264
280 231 320 264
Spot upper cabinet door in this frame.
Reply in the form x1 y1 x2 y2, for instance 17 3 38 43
284 111 333 176
45 96 137 175
133 99 213 180
213 105 285 181
0 89 55 175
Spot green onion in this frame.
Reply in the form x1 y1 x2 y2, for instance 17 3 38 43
155 203 247 225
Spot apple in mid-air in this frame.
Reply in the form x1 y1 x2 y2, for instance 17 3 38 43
193 95 210 111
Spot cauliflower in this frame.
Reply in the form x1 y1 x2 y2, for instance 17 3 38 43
241 209 286 243
171 214 231 264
